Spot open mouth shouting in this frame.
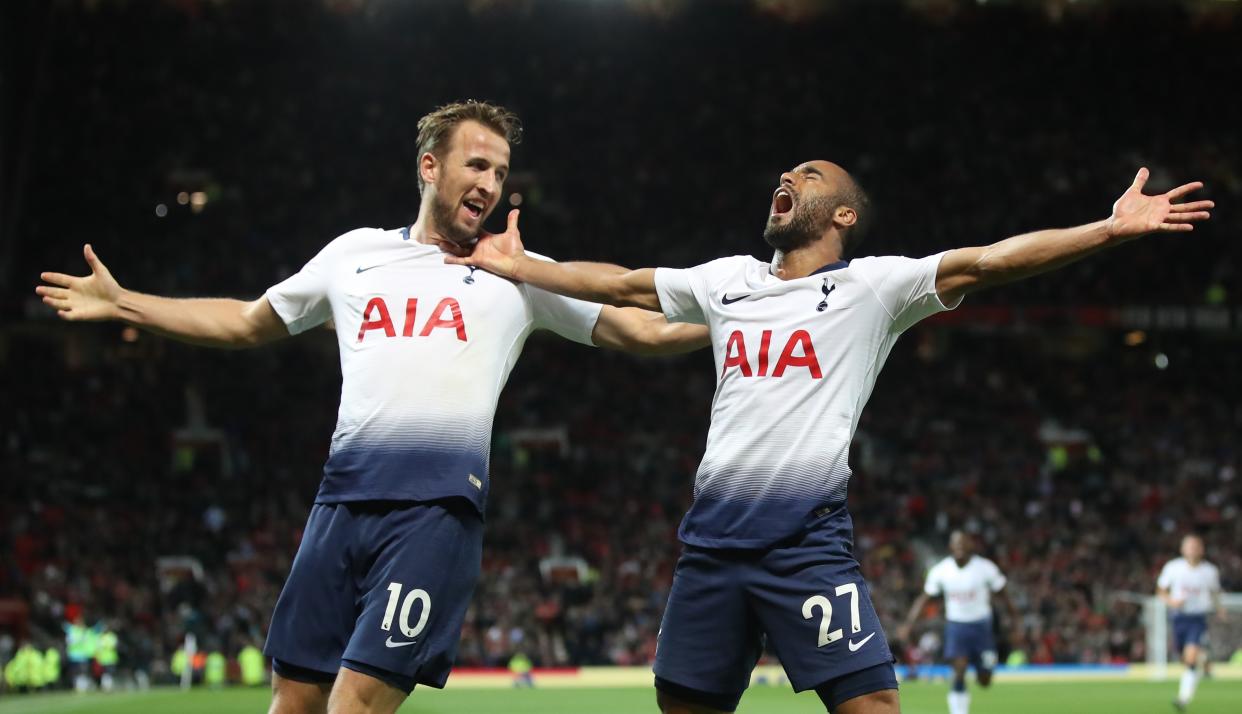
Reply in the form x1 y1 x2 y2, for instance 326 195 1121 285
461 197 486 223
770 186 796 218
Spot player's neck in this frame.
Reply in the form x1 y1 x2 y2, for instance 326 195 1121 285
409 213 472 257
954 556 971 567
769 244 843 281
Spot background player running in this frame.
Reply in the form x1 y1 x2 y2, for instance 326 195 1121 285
448 160 1212 714
34 100 707 714
1158 534 1225 712
898 531 1018 714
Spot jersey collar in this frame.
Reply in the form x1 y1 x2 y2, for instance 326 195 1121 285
810 259 850 276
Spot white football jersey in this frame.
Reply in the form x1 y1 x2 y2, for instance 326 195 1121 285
654 253 959 547
265 226 602 512
1157 558 1221 615
924 555 1007 623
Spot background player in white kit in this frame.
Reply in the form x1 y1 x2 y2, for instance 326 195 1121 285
34 101 708 714
1158 534 1224 712
898 531 1018 714
450 159 1212 713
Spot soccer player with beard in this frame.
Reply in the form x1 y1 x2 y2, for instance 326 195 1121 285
448 161 1213 713
35 101 709 714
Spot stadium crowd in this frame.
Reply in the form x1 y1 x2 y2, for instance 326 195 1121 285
2 0 1240 687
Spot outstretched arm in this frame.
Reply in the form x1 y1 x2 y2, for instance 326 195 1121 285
935 168 1213 305
591 306 710 355
445 210 663 312
36 244 289 349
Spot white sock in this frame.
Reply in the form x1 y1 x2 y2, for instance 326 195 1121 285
948 690 971 714
1178 668 1199 704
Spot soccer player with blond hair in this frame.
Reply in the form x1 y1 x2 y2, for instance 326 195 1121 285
36 100 707 714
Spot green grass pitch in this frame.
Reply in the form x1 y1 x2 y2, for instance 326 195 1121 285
2 680 1239 714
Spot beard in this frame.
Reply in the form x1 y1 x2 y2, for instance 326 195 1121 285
431 192 478 246
763 193 837 252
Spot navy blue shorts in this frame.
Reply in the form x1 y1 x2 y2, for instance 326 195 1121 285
1172 614 1208 652
943 619 997 670
263 499 483 692
653 507 896 709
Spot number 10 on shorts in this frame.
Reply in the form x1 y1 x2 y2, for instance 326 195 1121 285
802 583 862 647
381 582 432 639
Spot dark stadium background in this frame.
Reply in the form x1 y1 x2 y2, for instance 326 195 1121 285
1 0 1239 690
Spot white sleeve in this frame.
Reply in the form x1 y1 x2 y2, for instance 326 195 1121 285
923 567 942 596
524 285 603 346
653 256 741 325
518 252 604 345
654 268 708 325
1210 565 1222 593
988 561 1008 592
264 236 346 335
1157 562 1175 590
852 252 962 333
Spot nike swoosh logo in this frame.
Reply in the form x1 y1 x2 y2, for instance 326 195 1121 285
385 637 416 648
721 294 749 305
848 633 875 652
356 264 384 274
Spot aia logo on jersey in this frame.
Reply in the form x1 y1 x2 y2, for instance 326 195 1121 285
721 329 822 379
356 297 467 343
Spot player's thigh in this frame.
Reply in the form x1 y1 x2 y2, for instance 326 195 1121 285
832 687 900 714
269 672 332 714
326 667 406 714
656 687 733 714
342 499 484 692
653 547 763 709
1182 643 1201 666
749 554 894 693
973 622 999 676
266 504 359 675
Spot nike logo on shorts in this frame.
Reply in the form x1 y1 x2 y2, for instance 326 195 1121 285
721 293 749 305
847 632 875 652
356 264 384 274
385 637 417 648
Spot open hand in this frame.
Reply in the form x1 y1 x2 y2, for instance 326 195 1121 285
36 244 124 321
1107 168 1213 241
445 209 526 279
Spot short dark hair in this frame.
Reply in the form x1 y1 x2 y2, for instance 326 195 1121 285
834 173 872 256
415 100 522 193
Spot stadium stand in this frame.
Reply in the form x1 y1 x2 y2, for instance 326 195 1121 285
2 0 1238 685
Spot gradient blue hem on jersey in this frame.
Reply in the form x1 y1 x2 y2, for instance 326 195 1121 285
678 496 846 549
317 446 489 515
